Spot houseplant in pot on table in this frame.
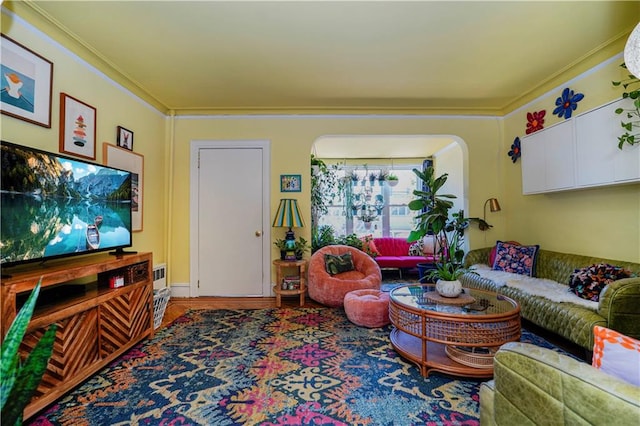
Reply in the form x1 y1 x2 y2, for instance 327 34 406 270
407 166 473 297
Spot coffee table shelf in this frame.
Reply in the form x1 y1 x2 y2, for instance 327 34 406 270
389 284 521 378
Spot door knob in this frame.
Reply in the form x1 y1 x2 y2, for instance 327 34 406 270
255 231 262 237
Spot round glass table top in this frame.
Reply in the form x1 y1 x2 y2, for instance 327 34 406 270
389 284 519 316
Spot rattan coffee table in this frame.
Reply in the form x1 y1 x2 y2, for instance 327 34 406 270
389 284 521 378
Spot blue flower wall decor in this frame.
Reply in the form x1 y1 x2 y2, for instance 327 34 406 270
508 137 521 163
553 87 584 119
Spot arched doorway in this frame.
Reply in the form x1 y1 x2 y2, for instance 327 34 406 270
310 135 466 243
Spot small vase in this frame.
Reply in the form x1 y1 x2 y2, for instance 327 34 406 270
436 279 462 298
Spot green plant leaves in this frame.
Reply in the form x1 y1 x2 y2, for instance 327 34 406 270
1 280 57 425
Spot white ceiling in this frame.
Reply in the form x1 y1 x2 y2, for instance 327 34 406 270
19 1 639 115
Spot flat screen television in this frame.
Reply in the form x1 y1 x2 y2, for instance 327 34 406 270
1 141 133 268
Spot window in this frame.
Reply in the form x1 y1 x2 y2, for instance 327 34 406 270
317 163 423 238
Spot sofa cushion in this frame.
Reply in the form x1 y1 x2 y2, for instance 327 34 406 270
492 241 539 277
569 263 632 302
489 240 521 266
592 325 640 386
375 256 427 269
373 237 412 256
324 252 355 275
408 240 424 256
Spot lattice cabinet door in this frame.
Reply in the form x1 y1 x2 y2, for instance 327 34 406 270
99 284 152 357
21 307 100 401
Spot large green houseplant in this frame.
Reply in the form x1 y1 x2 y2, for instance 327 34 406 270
1 281 57 425
407 166 473 287
310 155 343 248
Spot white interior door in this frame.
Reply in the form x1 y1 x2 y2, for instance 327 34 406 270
193 143 268 296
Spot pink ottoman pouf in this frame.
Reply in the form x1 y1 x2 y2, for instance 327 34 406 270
343 289 390 328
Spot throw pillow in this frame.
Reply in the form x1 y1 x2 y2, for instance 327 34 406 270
324 252 355 275
360 235 380 258
569 263 632 302
592 325 640 386
492 241 539 277
489 240 520 266
408 240 424 256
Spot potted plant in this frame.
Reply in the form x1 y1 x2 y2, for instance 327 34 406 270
274 238 288 260
294 237 311 260
407 166 473 296
377 169 389 186
347 169 359 186
368 172 377 185
387 173 399 187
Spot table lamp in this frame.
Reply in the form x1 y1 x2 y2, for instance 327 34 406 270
273 199 305 260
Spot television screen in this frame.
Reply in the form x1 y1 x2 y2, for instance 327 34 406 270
1 141 133 267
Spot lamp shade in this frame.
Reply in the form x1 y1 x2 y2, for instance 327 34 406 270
487 198 501 213
272 199 305 228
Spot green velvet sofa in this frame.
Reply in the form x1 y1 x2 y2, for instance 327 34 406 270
480 342 640 425
461 247 640 351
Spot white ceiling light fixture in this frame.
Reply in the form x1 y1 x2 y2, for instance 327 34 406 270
624 22 640 79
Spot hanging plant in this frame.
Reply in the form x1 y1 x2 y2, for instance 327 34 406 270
508 137 521 163
553 87 584 120
526 110 546 134
612 63 640 149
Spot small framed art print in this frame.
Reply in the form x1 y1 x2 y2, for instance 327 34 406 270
281 174 301 192
59 93 96 160
117 126 134 150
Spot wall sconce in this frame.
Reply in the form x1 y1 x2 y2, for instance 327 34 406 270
477 198 501 231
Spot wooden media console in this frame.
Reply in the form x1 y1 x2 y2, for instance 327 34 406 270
1 252 154 420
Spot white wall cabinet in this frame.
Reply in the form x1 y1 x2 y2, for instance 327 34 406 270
575 98 640 187
521 120 575 194
522 97 639 194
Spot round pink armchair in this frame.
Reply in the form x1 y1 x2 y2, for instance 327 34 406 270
308 245 382 308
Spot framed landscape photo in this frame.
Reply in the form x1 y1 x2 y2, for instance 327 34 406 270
281 174 301 192
59 93 96 160
104 143 144 232
117 126 134 150
1 34 54 128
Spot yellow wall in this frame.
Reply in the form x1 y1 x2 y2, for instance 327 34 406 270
170 117 503 284
1 10 168 266
502 57 640 262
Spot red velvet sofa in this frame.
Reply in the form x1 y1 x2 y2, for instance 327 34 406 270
372 237 437 277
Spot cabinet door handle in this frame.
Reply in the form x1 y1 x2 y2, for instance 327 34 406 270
255 231 262 237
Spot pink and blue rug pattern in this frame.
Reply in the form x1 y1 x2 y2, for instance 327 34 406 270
28 308 568 425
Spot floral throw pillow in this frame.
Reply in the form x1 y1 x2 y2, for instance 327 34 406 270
492 241 539 277
324 252 355 275
569 263 632 302
408 240 424 256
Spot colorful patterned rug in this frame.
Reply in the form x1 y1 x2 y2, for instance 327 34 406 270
28 308 572 426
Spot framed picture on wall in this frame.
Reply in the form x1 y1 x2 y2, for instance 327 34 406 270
59 93 97 160
116 126 134 150
104 143 144 232
281 174 301 192
1 34 54 128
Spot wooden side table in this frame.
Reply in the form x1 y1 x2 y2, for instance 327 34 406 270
273 259 307 308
